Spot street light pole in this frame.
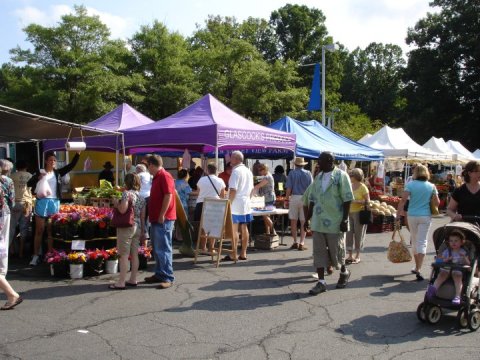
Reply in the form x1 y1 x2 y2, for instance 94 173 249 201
321 44 337 126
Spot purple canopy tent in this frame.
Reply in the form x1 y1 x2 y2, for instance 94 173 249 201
123 94 296 163
43 103 154 184
43 103 154 152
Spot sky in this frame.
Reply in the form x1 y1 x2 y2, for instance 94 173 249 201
0 0 436 64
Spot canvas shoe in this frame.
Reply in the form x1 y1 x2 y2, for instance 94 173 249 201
157 282 173 290
336 269 351 289
452 296 461 305
29 255 40 266
309 281 327 296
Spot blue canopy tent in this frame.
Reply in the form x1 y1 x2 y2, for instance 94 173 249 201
269 116 384 161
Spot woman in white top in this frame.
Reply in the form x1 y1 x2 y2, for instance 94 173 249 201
136 164 152 237
194 164 226 254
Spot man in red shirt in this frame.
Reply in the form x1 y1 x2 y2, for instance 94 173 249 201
144 155 176 289
218 162 232 190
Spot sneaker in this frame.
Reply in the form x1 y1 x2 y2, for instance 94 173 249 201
426 284 436 300
290 243 299 250
309 281 327 295
157 282 173 290
452 296 461 305
298 244 308 251
311 272 319 280
336 269 351 289
416 272 425 281
29 255 40 266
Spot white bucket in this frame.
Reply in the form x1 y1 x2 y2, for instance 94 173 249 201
65 141 86 151
69 264 84 279
105 259 118 274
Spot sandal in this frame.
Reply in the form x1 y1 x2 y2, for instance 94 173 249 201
238 256 247 261
125 282 138 287
221 255 237 262
1 296 23 310
108 284 126 290
351 258 361 264
345 258 354 264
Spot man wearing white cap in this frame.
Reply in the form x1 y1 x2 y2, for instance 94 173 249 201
285 157 313 250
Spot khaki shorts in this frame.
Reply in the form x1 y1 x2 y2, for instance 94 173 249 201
288 195 305 221
312 232 345 269
116 224 141 256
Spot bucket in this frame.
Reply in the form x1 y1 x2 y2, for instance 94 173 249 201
105 259 119 274
69 264 84 279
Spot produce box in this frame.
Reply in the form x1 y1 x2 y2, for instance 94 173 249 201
254 234 279 250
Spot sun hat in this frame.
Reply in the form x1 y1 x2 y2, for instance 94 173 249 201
294 157 308 166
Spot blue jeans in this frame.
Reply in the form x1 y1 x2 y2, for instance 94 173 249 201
150 220 175 283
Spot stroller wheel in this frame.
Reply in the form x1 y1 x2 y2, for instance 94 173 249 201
416 302 427 322
467 309 480 331
456 307 468 328
426 305 442 324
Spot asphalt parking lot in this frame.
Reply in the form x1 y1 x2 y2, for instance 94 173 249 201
2 215 480 360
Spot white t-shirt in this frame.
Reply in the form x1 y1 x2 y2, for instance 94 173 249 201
321 171 332 192
138 172 152 199
46 172 57 199
228 164 254 215
196 175 225 203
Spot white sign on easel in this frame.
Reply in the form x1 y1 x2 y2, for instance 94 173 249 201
201 198 228 239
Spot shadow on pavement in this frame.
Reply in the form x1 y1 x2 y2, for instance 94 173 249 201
336 311 471 344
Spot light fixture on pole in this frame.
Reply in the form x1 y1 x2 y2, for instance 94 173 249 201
321 43 337 126
329 108 340 130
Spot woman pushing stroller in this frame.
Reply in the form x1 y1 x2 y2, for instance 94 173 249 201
426 229 470 305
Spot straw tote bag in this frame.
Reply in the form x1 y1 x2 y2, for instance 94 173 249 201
387 223 412 263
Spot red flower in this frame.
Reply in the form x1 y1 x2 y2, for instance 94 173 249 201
98 221 107 229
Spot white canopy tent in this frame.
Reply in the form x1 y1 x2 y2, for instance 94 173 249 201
473 149 480 160
358 133 372 143
359 125 449 161
446 140 475 163
423 136 456 163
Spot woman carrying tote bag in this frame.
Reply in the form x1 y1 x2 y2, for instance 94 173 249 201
109 173 146 290
346 168 370 264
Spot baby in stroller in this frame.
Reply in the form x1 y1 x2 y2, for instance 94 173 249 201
426 229 470 305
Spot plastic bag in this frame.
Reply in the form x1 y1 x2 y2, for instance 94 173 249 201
83 156 92 171
35 170 52 198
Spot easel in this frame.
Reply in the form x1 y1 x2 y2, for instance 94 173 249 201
194 198 234 267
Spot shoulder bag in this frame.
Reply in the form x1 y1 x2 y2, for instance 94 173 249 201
207 175 220 197
387 223 412 263
430 188 439 216
359 200 373 225
111 194 134 228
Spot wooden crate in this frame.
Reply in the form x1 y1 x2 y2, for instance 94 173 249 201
254 234 279 250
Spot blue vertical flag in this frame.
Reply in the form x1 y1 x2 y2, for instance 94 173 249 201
307 63 321 111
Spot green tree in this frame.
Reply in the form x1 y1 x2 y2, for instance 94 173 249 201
190 16 307 123
4 5 140 122
404 0 480 148
129 21 200 119
269 4 328 62
341 43 406 124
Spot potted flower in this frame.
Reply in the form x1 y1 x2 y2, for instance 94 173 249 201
79 214 97 240
51 213 79 240
44 249 68 278
105 247 119 274
138 245 152 270
84 249 107 276
96 217 110 238
66 251 87 279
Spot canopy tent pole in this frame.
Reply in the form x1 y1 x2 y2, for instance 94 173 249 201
36 141 41 169
121 133 126 184
215 146 219 170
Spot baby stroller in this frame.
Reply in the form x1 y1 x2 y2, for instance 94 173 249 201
416 217 480 331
